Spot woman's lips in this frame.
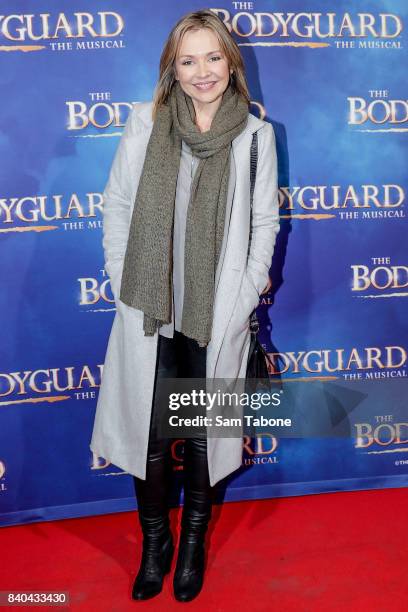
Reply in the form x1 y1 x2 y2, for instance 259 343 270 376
193 81 217 90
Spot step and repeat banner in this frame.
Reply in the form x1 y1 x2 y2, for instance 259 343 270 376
0 1 407 526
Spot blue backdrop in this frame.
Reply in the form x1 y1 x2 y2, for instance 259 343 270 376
0 0 407 526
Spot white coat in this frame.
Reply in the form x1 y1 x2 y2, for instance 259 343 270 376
90 100 280 486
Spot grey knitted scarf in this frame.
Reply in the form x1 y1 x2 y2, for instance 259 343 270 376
119 80 249 347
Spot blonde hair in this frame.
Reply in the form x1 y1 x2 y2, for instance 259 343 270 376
152 8 251 120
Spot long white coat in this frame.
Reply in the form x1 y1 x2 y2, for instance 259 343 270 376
90 101 280 486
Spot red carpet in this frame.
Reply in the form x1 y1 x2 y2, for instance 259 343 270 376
1 488 407 611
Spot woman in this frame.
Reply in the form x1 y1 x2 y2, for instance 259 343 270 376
90 8 280 603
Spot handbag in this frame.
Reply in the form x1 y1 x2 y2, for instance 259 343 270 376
245 131 275 392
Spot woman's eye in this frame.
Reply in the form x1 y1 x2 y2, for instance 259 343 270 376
181 56 222 66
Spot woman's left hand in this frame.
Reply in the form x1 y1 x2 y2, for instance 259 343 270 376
261 276 272 294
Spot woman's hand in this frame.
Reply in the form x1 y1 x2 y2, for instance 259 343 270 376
261 276 272 294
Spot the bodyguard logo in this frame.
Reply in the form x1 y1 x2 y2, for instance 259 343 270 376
267 345 407 380
0 12 125 52
243 434 278 466
0 192 103 233
351 258 408 298
66 97 135 131
355 419 408 449
348 91 408 131
78 269 116 312
211 8 403 49
0 365 103 406
279 184 405 221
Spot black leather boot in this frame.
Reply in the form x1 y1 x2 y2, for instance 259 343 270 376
173 522 209 602
173 437 213 602
132 524 174 600
132 457 174 600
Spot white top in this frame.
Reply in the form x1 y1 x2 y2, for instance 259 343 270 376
159 139 198 338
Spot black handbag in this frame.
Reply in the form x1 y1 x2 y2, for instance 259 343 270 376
245 131 274 392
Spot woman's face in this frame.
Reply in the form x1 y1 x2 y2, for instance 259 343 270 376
174 28 232 110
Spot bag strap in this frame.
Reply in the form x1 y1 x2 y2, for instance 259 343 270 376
248 131 259 331
248 130 258 255
250 130 258 207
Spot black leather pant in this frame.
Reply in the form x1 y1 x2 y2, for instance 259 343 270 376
133 330 212 539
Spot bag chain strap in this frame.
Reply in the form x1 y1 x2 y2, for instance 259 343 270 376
248 131 259 334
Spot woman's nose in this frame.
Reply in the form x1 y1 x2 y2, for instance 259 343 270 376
196 60 211 78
